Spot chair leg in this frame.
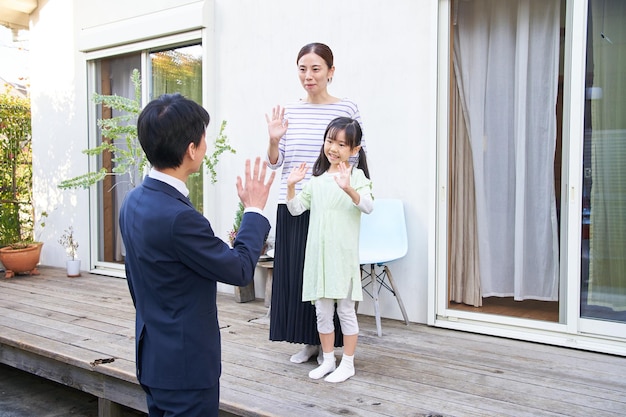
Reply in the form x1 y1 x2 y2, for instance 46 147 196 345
383 265 410 325
370 264 383 337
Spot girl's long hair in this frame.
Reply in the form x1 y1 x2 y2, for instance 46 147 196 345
312 117 369 178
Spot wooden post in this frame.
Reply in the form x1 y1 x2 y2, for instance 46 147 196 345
98 398 123 417
234 281 255 303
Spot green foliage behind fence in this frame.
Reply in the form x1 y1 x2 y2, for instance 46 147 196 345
0 92 33 246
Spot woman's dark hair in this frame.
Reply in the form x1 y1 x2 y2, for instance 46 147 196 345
296 42 334 69
137 93 210 169
312 117 369 178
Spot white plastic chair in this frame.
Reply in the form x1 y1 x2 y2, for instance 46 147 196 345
359 198 410 336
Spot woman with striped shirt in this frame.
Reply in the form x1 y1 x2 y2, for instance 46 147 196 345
266 42 365 364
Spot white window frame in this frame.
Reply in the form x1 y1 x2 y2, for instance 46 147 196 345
434 0 626 356
84 31 204 277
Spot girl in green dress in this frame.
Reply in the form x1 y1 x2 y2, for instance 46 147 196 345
286 117 373 382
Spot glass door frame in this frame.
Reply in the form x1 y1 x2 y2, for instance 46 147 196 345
576 0 626 341
83 31 203 277
433 0 626 355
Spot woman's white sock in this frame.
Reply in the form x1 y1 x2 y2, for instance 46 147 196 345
290 344 318 363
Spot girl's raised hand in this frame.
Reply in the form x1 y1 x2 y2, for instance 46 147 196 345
287 162 308 186
334 161 352 190
265 105 288 145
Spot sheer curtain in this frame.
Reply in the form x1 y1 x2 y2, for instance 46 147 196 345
108 56 141 261
453 0 560 300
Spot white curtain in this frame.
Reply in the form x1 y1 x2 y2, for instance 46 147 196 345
453 0 560 300
108 56 141 261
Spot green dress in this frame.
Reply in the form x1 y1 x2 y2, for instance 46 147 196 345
287 168 373 302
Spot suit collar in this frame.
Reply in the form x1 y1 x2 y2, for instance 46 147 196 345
149 168 189 197
143 177 194 208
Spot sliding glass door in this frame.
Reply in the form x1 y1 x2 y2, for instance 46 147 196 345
440 0 626 348
447 0 562 322
580 0 626 327
90 41 203 273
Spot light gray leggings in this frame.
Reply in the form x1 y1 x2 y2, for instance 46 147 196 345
314 298 359 335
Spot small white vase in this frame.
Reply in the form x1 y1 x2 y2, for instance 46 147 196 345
66 259 81 277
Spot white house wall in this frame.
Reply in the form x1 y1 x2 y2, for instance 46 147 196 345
31 0 438 325
76 1 207 52
31 0 92 276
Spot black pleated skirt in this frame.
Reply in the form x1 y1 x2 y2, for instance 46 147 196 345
269 204 343 346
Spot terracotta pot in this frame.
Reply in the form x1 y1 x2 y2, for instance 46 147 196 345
0 242 43 278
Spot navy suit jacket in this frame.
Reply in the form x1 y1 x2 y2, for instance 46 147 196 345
119 176 270 390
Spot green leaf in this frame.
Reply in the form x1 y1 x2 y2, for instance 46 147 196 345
57 169 108 189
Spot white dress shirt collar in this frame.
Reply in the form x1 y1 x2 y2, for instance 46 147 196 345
148 168 190 198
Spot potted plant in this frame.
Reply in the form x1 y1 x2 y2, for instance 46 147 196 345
228 202 254 301
0 212 47 279
58 226 80 277
0 242 44 278
228 202 245 247
55 70 235 270
228 202 269 303
228 201 270 252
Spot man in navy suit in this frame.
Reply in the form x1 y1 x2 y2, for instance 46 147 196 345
119 93 275 417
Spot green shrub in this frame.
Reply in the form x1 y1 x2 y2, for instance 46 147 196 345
0 92 33 247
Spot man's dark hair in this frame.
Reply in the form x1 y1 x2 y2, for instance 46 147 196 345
137 93 210 169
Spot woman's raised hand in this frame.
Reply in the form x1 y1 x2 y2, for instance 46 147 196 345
266 105 288 146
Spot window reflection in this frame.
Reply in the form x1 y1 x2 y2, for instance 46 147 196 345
580 0 626 323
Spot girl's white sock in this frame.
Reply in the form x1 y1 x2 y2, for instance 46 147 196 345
308 351 336 379
324 354 355 383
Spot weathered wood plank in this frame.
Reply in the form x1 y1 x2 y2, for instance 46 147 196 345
0 343 145 412
221 331 556 417
1 267 626 417
218 304 626 416
0 325 137 381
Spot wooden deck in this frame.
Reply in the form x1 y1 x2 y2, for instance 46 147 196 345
1 267 625 417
